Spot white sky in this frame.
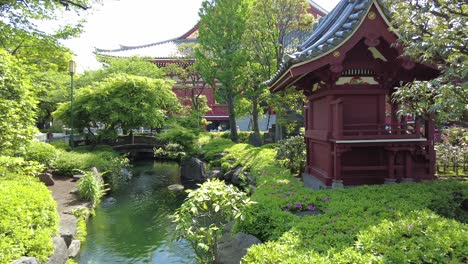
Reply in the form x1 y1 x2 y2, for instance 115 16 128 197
58 0 340 73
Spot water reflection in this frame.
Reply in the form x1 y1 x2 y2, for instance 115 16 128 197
79 161 195 264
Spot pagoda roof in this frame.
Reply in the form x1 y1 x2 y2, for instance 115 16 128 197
95 25 199 59
266 0 387 87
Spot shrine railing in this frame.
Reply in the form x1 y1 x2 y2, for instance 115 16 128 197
336 123 421 140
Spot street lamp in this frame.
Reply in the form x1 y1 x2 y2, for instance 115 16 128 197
69 60 76 148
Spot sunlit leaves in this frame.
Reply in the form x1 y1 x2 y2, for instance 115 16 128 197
171 178 254 263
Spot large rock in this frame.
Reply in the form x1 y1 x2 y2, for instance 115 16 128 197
206 169 224 180
45 236 68 264
180 157 206 182
230 167 244 186
38 173 54 186
68 240 81 258
224 166 242 183
217 232 262 264
10 257 39 264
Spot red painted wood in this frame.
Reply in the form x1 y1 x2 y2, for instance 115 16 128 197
282 4 440 187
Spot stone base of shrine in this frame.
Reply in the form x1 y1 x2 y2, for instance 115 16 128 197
302 173 346 190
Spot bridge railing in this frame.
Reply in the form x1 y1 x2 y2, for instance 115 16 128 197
113 135 160 146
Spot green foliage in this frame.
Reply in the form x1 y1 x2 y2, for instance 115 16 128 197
198 138 235 164
0 49 37 155
22 142 58 168
276 135 306 175
53 147 129 191
197 137 468 262
172 179 254 263
356 210 466 263
157 125 199 155
220 131 255 143
0 178 59 263
54 73 181 136
0 156 44 179
78 56 165 87
72 208 89 243
196 0 253 142
241 0 314 137
77 170 106 208
154 143 186 160
384 0 468 122
436 127 468 176
239 178 468 262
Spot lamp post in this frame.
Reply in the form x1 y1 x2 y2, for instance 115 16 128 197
69 60 76 148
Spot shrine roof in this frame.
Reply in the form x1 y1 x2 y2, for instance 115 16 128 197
266 0 388 87
95 38 197 59
95 25 198 59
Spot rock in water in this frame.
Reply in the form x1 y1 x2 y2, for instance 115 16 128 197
180 157 206 182
167 184 184 191
45 236 68 264
217 232 262 264
68 240 81 258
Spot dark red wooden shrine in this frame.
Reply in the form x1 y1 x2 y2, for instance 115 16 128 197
266 0 440 188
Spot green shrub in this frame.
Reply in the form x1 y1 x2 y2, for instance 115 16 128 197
240 179 468 263
220 131 254 143
276 135 306 175
154 143 186 160
49 140 70 151
199 138 235 164
22 141 58 167
355 210 467 263
0 155 43 178
72 208 89 243
0 178 59 263
172 179 254 263
77 170 106 208
53 148 129 191
157 125 199 154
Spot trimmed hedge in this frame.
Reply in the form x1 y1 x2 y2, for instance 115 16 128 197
199 140 468 263
0 178 59 263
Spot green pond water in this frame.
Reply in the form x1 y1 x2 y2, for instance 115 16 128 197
78 161 195 264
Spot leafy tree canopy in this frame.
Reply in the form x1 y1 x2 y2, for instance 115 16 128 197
384 0 467 123
0 49 37 155
196 0 253 142
77 56 165 87
54 74 181 134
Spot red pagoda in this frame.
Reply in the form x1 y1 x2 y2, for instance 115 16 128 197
266 0 440 188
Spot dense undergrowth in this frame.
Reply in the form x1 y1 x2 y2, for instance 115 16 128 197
199 140 468 263
0 140 128 263
0 157 59 263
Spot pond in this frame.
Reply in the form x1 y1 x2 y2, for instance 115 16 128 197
78 161 195 264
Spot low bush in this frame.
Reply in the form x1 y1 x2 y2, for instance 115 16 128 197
154 143 186 160
157 125 199 155
0 155 43 178
77 170 106 208
172 179 254 263
239 178 468 263
22 141 58 167
53 147 129 191
199 138 235 165
275 135 306 176
0 178 59 263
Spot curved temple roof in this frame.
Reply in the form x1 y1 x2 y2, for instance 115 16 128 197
266 0 387 87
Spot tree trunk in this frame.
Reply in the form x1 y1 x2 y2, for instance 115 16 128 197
251 99 261 146
227 89 238 142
